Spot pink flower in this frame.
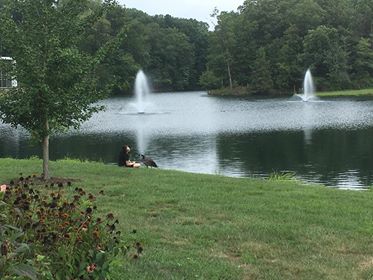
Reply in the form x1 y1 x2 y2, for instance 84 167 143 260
0 185 7 193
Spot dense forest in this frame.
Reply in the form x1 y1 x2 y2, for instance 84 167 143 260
79 5 210 94
1 0 373 95
203 0 373 94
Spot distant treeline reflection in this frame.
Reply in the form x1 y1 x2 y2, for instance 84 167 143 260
1 126 373 187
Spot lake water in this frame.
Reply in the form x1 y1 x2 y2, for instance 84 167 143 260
1 91 373 189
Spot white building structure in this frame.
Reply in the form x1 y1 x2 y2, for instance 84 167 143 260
0 56 17 88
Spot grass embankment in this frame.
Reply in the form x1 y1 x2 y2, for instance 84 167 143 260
209 87 373 98
317 88 373 98
1 158 373 279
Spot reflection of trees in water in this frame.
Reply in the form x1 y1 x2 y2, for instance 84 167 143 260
48 134 136 163
138 134 218 173
0 126 27 158
310 129 373 186
216 131 307 174
0 129 136 162
17 133 218 172
2 125 373 187
49 133 219 173
216 128 373 186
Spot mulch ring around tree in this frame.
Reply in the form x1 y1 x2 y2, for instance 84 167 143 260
5 174 80 188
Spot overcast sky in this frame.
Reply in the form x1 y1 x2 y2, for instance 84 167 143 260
117 0 244 28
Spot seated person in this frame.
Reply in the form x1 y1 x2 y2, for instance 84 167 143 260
118 144 140 168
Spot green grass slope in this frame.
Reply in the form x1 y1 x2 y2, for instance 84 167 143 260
317 88 373 97
1 158 373 279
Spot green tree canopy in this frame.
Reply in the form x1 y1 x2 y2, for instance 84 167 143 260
206 0 372 94
303 26 350 89
0 0 124 179
351 37 373 88
251 47 273 93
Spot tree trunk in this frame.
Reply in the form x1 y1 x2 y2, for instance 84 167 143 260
227 61 233 90
42 120 49 180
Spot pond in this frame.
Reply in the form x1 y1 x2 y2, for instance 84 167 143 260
1 91 373 189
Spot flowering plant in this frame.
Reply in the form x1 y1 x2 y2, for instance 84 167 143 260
0 175 126 279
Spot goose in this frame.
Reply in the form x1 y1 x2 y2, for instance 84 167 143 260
139 154 158 168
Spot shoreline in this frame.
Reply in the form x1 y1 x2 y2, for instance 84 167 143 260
208 87 373 98
0 157 370 190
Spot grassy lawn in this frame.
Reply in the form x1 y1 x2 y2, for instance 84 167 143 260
1 158 373 279
316 88 373 97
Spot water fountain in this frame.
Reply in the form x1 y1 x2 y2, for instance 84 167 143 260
296 69 316 102
134 70 151 114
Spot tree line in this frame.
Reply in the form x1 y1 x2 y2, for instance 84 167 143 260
0 0 209 94
78 4 210 94
1 0 373 96
202 0 373 94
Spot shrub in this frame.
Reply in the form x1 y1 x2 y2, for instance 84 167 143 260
0 176 125 279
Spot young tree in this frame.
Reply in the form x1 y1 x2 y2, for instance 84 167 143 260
0 0 124 179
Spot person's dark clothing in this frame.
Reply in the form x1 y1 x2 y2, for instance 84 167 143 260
118 149 129 167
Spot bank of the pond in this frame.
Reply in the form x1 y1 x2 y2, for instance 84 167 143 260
208 87 373 98
208 86 251 96
316 88 373 98
208 87 288 97
1 158 373 279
